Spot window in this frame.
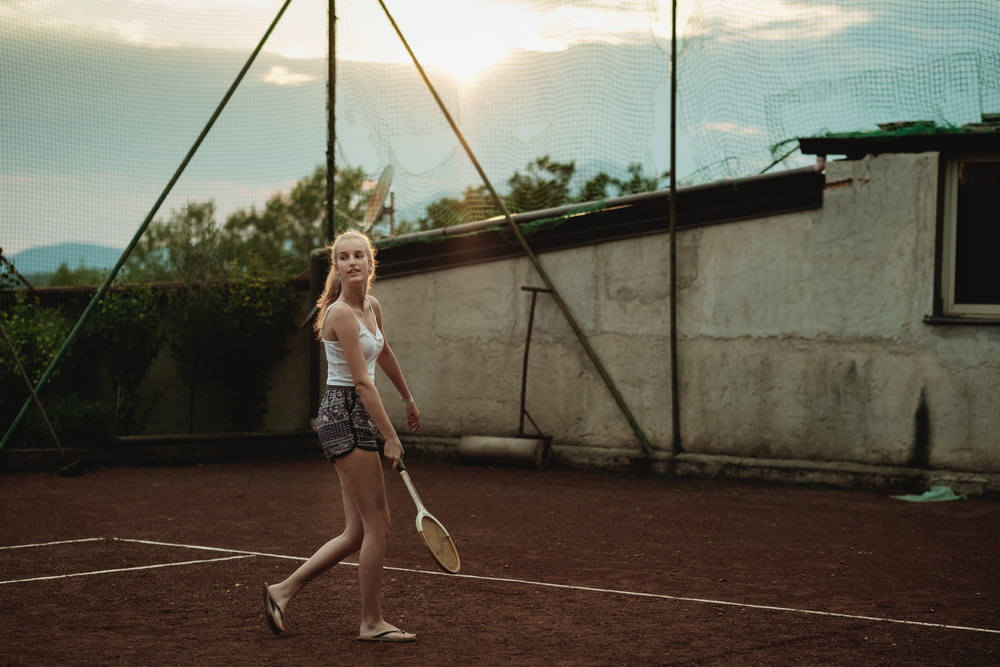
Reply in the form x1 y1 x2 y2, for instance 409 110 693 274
940 156 1000 318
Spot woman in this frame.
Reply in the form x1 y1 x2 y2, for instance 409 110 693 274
264 230 421 643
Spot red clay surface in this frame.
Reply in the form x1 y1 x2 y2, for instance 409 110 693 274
1 456 998 666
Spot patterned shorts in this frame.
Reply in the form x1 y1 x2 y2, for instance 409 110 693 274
316 386 383 462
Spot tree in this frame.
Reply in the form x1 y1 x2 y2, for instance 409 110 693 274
576 172 617 203
398 157 671 232
124 201 233 283
615 162 671 196
417 185 500 230
505 156 576 213
576 163 671 202
48 263 109 287
121 165 368 282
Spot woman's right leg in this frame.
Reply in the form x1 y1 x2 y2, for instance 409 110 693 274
265 466 364 631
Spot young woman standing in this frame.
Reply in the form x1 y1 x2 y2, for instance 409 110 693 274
264 230 421 642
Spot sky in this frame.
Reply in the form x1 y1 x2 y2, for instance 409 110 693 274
1 0 995 264
0 0 688 260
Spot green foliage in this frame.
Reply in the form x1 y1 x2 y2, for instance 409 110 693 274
613 163 672 196
0 296 67 390
48 263 109 287
1 277 299 446
163 278 298 431
576 172 617 203
572 162 671 201
505 156 576 213
0 289 166 446
407 157 671 231
223 166 328 276
330 165 371 237
122 165 369 283
0 267 16 291
1 256 33 290
416 185 500 229
124 201 235 282
0 297 71 447
74 287 164 433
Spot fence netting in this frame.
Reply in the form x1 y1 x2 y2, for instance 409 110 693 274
2 0 996 285
2 0 998 448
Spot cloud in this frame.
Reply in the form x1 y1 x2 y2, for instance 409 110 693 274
689 0 872 42
261 65 316 86
701 122 763 136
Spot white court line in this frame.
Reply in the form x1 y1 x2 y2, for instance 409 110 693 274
113 537 309 561
3 537 997 635
115 538 1000 636
423 571 1000 636
1 555 252 585
0 537 105 550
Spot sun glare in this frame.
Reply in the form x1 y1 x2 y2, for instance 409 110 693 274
263 0 696 85
403 27 515 84
336 1 539 85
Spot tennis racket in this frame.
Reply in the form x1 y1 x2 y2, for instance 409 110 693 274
397 460 461 573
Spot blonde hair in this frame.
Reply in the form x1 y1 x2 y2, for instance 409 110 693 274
313 230 378 339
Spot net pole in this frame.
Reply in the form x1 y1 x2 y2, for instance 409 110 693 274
0 0 296 452
374 0 653 456
325 0 337 243
669 0 682 453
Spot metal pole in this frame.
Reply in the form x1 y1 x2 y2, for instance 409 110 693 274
325 0 337 242
519 287 550 436
668 0 683 454
373 0 653 456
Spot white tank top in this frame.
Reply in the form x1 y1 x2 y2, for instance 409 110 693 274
322 301 384 386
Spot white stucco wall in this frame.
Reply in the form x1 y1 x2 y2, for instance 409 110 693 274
374 152 1000 475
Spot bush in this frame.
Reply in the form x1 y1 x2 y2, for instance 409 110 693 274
163 278 298 431
0 297 70 448
1 278 300 448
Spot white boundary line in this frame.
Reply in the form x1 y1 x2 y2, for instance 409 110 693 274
1 555 252 584
0 537 105 550
113 537 309 561
2 537 997 635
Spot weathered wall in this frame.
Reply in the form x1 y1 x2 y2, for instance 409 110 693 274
373 152 999 478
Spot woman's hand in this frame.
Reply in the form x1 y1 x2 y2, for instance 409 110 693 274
383 436 405 470
405 400 421 432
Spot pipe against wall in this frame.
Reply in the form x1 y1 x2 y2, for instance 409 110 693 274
458 435 551 470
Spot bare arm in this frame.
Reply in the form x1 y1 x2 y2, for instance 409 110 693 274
370 297 421 433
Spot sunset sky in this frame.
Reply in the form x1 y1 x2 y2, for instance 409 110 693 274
1 0 994 266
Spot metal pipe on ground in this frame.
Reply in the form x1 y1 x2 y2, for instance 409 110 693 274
458 435 551 469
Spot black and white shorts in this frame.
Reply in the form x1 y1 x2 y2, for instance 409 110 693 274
316 385 382 461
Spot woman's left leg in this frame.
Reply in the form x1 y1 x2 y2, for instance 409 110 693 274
335 447 414 640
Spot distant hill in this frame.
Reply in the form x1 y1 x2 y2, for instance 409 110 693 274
9 243 123 275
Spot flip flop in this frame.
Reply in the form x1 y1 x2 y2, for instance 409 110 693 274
357 629 416 643
263 583 284 635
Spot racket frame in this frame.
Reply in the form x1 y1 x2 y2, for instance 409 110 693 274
397 460 461 573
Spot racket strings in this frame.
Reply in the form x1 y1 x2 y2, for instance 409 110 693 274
420 516 461 573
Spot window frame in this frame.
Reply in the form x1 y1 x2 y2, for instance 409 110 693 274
939 154 1000 319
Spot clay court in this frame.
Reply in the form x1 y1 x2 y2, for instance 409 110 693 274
1 455 998 666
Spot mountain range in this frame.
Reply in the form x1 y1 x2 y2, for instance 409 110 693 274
8 243 123 276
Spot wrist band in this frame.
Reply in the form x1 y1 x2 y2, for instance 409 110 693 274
401 396 415 404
